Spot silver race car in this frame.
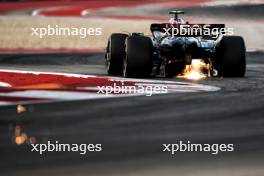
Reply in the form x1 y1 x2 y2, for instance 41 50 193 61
106 10 246 78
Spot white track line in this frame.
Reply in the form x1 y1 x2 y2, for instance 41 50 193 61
0 81 11 87
0 69 97 78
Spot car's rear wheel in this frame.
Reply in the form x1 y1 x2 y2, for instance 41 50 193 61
124 35 153 78
106 33 128 75
215 36 246 77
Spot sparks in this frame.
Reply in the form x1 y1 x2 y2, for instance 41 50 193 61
178 59 209 80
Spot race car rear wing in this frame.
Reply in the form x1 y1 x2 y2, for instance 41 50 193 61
150 23 226 37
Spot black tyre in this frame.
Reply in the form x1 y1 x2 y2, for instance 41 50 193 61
106 33 128 75
215 36 246 77
124 36 153 78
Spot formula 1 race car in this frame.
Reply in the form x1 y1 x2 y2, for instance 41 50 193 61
105 10 246 78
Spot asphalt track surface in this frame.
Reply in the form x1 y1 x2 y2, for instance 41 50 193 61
0 51 264 176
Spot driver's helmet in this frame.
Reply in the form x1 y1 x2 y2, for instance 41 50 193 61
169 17 185 24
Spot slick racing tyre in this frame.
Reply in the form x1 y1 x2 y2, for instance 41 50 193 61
106 33 128 75
215 36 246 77
124 35 153 78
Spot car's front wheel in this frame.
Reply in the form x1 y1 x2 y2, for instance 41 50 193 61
106 33 128 75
